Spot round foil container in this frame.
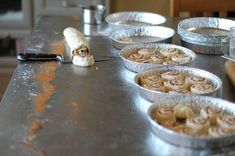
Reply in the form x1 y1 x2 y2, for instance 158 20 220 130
120 43 196 72
105 11 166 27
147 95 235 149
178 17 235 54
110 26 175 49
134 66 222 102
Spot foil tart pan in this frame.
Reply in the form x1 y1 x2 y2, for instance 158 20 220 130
110 26 175 49
120 43 196 72
147 95 235 149
178 17 235 54
105 11 166 27
134 66 222 102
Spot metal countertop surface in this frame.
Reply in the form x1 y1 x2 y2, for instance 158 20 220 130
1 16 235 156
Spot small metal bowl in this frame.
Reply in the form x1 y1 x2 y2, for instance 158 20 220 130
147 95 235 149
105 11 166 27
110 26 175 49
134 66 222 102
178 17 235 54
82 4 106 25
120 43 196 72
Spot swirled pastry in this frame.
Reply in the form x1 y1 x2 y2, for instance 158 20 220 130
154 106 175 123
161 70 183 81
137 48 155 56
173 104 195 120
190 83 213 94
140 74 162 85
171 53 191 64
217 115 235 129
63 27 90 55
164 79 186 92
159 48 179 57
186 116 210 133
72 55 95 66
174 125 206 137
143 82 165 92
208 127 235 137
200 106 223 124
168 88 190 94
185 75 207 88
150 53 168 64
63 27 95 66
128 53 146 62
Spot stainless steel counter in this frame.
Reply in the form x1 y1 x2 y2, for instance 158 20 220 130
1 16 235 156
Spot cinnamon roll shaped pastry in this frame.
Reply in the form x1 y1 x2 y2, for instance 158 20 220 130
217 115 235 129
137 48 155 56
200 105 223 124
154 106 175 124
63 27 94 66
139 74 162 85
208 127 235 137
168 88 191 94
164 79 186 92
161 70 183 81
143 82 165 92
150 53 168 64
186 116 210 133
174 125 206 137
190 83 213 94
173 104 195 120
171 53 191 64
63 27 89 55
185 75 207 88
159 48 179 57
72 55 95 66
128 53 146 63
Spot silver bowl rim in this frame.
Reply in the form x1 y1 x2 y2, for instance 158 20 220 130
105 11 167 26
109 26 176 44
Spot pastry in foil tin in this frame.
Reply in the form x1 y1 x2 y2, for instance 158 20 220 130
147 96 235 148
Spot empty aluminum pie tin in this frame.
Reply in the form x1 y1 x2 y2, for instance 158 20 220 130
110 26 175 49
178 17 235 54
134 66 222 102
120 43 196 72
147 95 235 149
105 11 166 27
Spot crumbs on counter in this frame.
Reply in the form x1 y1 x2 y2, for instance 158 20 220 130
34 62 56 114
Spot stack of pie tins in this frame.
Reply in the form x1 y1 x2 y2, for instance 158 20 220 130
178 17 235 55
147 95 235 149
119 43 196 72
134 66 222 102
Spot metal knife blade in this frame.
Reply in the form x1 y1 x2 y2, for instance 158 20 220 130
17 53 113 63
17 53 72 63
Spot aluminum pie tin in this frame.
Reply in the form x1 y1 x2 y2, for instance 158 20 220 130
105 11 166 27
134 66 222 102
110 26 175 49
178 17 235 54
147 95 235 149
120 43 196 72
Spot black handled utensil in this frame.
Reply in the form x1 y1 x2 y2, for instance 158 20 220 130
17 53 69 62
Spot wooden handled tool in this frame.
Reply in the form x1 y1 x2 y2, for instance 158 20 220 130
225 60 235 87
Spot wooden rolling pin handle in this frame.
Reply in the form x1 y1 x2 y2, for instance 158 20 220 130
225 60 235 87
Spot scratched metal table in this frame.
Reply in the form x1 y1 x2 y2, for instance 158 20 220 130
1 16 235 156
